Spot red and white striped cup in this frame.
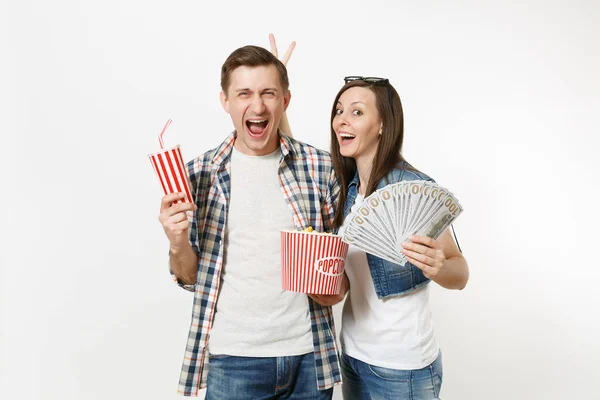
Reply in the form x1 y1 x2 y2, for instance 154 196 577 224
281 230 349 295
148 145 193 203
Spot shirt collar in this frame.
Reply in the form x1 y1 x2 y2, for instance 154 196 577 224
211 131 236 166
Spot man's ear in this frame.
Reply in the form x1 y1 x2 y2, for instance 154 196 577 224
220 91 230 114
283 90 292 112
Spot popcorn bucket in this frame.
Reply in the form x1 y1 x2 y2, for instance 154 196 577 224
281 230 349 295
148 145 193 204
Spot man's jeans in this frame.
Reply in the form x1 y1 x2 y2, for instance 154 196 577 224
205 352 333 400
341 351 443 400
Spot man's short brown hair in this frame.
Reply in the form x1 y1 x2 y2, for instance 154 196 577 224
221 45 289 94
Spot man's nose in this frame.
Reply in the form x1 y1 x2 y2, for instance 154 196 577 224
249 94 266 114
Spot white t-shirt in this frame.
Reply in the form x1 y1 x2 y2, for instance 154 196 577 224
340 194 439 370
208 147 313 357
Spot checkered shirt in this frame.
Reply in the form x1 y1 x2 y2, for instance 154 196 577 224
170 132 342 396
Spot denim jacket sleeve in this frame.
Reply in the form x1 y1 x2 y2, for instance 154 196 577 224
343 166 434 299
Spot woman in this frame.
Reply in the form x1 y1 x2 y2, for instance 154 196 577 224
330 77 469 400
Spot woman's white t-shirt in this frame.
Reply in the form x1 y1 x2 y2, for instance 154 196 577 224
340 194 439 370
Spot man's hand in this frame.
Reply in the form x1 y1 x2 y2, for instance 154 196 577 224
158 192 197 250
308 273 350 307
269 33 296 67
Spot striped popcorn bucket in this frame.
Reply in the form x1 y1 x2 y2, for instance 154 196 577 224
148 145 193 204
281 231 349 295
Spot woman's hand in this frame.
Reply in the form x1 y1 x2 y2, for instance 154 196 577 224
269 33 296 66
401 235 446 279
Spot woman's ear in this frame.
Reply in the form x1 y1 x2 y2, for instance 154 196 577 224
379 122 383 135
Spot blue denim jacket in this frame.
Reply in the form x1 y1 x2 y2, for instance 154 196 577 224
343 164 434 299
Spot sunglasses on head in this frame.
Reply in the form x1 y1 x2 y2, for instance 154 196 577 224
344 76 389 85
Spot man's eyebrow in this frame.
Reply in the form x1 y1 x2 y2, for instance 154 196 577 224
233 88 279 93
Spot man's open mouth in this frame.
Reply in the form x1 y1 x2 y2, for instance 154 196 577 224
246 119 269 136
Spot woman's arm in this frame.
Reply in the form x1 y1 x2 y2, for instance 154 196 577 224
401 228 469 290
269 33 296 137
278 112 293 138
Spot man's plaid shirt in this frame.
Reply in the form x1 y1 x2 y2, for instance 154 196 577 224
170 132 342 396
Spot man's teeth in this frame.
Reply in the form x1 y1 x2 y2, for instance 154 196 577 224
248 119 267 123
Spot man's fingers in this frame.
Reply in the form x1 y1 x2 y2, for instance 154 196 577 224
281 41 296 66
165 220 190 236
308 294 325 305
269 33 278 57
163 203 196 219
308 293 343 306
168 212 189 224
161 194 196 212
159 195 196 228
160 193 184 211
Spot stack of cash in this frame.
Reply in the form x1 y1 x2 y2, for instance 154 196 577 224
341 181 463 267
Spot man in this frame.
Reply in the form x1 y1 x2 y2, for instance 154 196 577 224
158 43 344 398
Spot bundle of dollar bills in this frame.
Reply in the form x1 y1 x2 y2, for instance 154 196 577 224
341 180 463 267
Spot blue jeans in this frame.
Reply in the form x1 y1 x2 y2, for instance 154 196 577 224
341 352 443 400
205 352 333 400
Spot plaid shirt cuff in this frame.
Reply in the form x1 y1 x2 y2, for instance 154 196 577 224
169 265 196 292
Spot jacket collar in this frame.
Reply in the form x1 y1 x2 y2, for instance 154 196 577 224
349 170 360 188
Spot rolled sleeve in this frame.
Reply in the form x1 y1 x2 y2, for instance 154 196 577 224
169 265 196 292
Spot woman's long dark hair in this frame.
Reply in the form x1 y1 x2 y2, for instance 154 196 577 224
331 80 408 229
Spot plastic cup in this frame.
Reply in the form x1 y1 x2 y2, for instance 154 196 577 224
148 145 192 203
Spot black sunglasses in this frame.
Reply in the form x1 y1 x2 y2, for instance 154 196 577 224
344 76 389 85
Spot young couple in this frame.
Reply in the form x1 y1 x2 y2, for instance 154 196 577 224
157 36 469 400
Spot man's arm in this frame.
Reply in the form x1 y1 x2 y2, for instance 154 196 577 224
158 192 199 286
169 244 199 286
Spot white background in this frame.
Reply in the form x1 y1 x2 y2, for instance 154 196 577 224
2 0 599 399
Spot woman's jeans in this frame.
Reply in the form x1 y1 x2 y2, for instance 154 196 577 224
341 351 443 400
